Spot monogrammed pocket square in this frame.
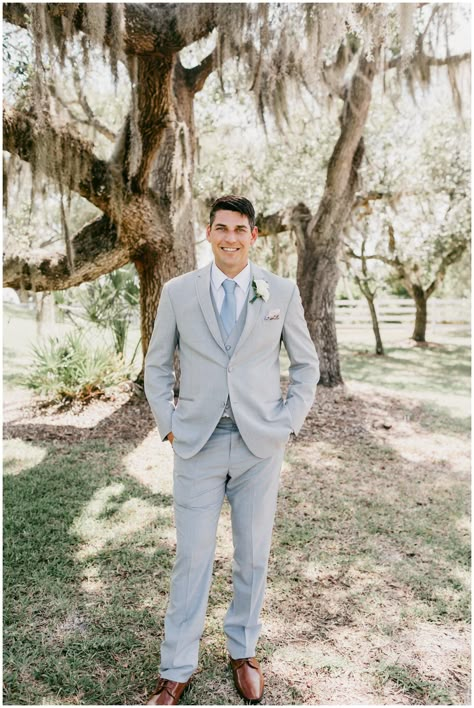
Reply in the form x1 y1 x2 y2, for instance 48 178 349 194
264 309 281 320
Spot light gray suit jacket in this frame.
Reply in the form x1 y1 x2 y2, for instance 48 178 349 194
144 261 319 459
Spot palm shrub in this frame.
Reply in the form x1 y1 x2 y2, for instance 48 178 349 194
25 331 131 402
74 266 139 357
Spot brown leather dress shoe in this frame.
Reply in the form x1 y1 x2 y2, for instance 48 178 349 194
229 656 264 703
146 678 190 705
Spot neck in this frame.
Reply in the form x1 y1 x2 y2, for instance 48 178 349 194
217 261 249 279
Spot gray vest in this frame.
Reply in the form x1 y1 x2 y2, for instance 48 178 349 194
210 285 249 421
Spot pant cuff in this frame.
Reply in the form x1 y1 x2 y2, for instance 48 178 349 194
159 668 194 683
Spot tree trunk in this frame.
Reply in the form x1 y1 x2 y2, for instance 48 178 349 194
294 51 378 386
295 139 365 386
34 291 55 337
133 244 171 365
412 287 428 342
366 295 384 355
353 249 385 356
296 213 346 386
133 55 207 381
4 46 210 383
15 287 29 304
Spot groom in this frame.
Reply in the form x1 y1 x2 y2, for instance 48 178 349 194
144 195 319 705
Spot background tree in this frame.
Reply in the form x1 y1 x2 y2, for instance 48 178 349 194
343 218 386 356
285 4 469 382
4 2 352 366
3 3 239 372
345 91 471 344
194 4 469 383
3 3 470 385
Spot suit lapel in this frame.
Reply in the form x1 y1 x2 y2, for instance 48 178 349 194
195 263 226 353
233 262 265 357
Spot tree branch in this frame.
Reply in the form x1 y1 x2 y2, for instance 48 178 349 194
255 210 288 236
3 3 221 57
345 244 363 260
387 50 470 71
184 49 218 95
425 242 468 297
71 66 117 140
49 80 116 142
3 215 129 291
124 3 221 56
3 4 31 29
345 244 385 262
325 49 379 201
322 41 359 101
417 4 441 48
3 105 114 214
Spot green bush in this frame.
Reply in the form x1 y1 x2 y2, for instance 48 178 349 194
24 331 131 402
63 266 140 357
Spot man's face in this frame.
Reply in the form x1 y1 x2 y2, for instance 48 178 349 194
206 210 258 277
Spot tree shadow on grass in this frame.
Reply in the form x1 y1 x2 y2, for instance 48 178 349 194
340 344 470 397
183 416 470 704
3 391 180 702
395 397 470 435
3 433 177 705
347 382 470 436
136 384 470 705
237 391 471 705
3 385 470 704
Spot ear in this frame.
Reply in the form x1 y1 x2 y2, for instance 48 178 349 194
206 224 211 242
250 226 258 245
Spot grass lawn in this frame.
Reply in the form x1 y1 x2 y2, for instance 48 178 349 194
3 306 471 705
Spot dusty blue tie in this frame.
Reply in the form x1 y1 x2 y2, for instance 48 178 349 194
221 279 237 336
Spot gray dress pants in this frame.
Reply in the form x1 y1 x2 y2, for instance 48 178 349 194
159 417 285 682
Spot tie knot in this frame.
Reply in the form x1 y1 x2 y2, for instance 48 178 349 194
222 279 237 294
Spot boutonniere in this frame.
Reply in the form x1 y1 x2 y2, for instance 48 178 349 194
250 278 270 303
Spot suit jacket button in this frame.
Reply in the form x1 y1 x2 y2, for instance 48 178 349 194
225 345 231 351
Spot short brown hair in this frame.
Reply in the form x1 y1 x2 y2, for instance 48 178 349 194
209 195 256 231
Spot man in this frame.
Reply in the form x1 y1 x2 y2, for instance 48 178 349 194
144 195 319 705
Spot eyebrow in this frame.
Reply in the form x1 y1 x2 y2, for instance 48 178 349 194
215 223 249 229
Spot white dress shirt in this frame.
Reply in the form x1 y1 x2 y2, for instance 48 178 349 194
210 262 251 319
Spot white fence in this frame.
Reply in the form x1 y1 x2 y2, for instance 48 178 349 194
4 294 470 328
335 298 470 327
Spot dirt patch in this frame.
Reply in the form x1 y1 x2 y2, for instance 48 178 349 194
3 384 156 445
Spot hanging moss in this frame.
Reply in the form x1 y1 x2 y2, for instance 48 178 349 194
109 4 124 82
12 3 125 241
5 1 468 260
127 55 142 180
85 3 107 49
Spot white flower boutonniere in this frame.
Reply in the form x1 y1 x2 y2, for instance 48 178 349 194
250 278 270 303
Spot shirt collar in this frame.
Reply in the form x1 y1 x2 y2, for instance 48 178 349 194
211 261 251 292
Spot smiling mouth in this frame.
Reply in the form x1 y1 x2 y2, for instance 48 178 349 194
221 247 239 252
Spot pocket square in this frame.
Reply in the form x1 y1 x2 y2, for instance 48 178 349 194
264 309 280 320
